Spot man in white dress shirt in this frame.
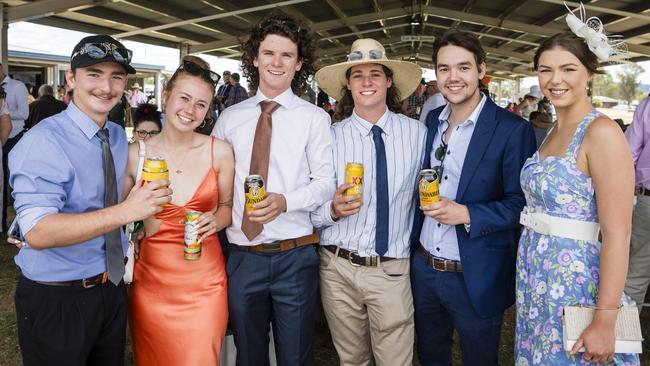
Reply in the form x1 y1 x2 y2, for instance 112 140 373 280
312 38 426 365
0 64 29 232
419 80 446 124
212 14 335 366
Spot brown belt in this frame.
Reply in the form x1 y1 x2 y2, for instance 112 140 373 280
417 243 463 272
32 272 109 288
323 245 395 267
635 187 650 197
233 234 320 254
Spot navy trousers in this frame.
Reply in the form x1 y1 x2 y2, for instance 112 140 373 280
411 252 503 366
227 244 319 366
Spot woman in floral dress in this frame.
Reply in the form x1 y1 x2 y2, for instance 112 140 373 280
515 32 640 365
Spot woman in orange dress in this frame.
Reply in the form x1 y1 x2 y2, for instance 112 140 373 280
123 55 234 365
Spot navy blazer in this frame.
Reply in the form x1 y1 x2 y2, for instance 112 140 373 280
411 97 536 318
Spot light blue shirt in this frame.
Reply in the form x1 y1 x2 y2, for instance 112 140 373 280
312 109 427 258
419 94 487 260
10 102 128 281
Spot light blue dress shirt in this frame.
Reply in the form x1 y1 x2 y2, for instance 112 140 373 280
419 94 487 260
312 109 427 258
10 102 128 281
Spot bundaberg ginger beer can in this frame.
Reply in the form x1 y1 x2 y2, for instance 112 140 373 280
245 175 266 212
184 210 202 261
344 163 364 196
419 169 440 206
141 157 169 186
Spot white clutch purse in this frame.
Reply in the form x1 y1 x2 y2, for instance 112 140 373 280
562 305 644 354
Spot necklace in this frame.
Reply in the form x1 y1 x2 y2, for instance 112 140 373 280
162 137 193 174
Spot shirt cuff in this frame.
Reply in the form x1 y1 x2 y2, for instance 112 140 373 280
320 201 337 225
18 206 59 236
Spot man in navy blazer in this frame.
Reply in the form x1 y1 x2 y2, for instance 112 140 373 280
410 29 536 366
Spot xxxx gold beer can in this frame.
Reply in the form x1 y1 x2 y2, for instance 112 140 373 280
419 169 440 206
344 163 364 196
184 210 202 261
245 175 266 212
141 157 169 186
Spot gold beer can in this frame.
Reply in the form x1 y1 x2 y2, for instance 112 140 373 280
244 175 266 212
184 210 202 261
419 169 440 206
141 157 169 186
344 162 363 196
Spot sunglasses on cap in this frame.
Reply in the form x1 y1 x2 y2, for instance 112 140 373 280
175 60 221 86
347 49 384 62
72 42 133 64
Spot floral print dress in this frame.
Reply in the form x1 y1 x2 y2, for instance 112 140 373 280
515 110 639 366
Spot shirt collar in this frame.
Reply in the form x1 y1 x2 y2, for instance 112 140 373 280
351 107 391 136
254 87 295 109
65 102 102 140
438 93 487 127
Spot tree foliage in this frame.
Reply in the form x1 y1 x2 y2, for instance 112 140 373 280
618 63 644 105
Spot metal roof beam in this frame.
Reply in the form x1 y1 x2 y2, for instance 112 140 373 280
190 5 409 53
422 4 650 57
113 0 311 38
6 0 111 23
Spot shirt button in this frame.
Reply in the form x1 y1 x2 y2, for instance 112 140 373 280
445 176 448 180
437 223 441 227
447 151 451 155
436 247 440 251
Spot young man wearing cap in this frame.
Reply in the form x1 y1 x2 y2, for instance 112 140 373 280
212 14 334 366
410 29 535 366
9 35 171 365
312 38 426 365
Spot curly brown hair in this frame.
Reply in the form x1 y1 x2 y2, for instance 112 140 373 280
333 65 402 121
241 13 316 95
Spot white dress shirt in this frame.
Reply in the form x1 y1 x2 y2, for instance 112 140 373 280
2 76 29 138
312 109 427 258
419 93 446 124
419 94 487 260
212 88 335 245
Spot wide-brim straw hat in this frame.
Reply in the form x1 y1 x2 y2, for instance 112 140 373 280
315 38 422 101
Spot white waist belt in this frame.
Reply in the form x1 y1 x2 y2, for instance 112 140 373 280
520 208 600 242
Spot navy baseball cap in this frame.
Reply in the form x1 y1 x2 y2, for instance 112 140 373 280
71 35 136 74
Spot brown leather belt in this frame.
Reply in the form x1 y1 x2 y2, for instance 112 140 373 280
32 272 109 288
635 187 650 197
233 234 320 254
323 245 395 267
417 243 462 272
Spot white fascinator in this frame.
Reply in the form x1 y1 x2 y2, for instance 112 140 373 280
564 2 627 62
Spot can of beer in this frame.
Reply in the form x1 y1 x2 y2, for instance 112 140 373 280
141 157 169 186
419 169 440 206
244 175 266 212
184 210 202 261
344 162 364 196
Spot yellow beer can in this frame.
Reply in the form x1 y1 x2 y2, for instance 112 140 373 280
141 157 169 185
419 169 440 206
344 162 363 196
244 175 266 212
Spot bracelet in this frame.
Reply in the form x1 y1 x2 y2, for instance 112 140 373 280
593 304 624 311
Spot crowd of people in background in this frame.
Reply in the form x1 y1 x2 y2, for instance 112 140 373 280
2 3 649 366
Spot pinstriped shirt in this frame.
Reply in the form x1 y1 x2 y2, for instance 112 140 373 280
312 108 427 258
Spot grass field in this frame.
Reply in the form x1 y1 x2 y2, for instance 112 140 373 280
1 226 648 365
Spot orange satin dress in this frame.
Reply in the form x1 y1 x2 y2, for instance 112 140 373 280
129 140 227 366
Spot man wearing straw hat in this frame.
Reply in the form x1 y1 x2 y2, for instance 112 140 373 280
312 38 426 365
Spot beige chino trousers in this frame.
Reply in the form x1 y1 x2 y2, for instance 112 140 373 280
319 247 414 366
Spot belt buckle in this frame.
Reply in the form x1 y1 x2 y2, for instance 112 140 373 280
432 259 445 271
262 242 282 254
636 187 646 195
82 273 106 288
347 250 361 267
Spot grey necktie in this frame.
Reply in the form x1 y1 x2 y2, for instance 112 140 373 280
96 128 124 285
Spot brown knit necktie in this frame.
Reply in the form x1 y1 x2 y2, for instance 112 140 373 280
241 100 280 241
